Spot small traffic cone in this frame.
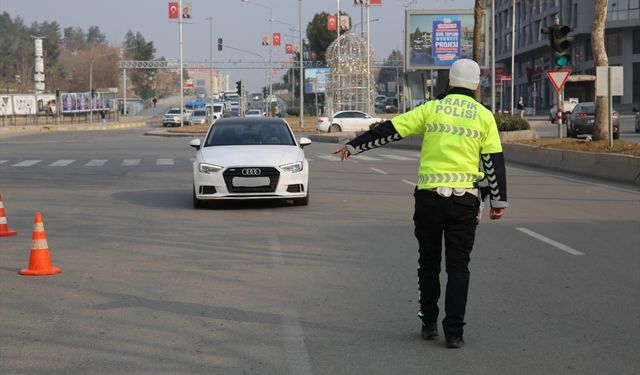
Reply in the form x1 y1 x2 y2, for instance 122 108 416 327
19 212 61 276
0 194 17 237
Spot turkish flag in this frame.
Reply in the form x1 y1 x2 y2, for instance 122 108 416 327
327 15 337 31
285 44 292 54
370 0 381 4
168 2 179 19
272 33 281 46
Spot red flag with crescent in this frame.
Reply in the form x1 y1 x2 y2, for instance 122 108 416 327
327 15 337 31
285 44 292 54
272 33 281 46
168 2 179 19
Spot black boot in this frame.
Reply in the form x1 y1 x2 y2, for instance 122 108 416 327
445 336 464 349
421 322 439 340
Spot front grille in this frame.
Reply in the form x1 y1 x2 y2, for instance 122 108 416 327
223 167 280 193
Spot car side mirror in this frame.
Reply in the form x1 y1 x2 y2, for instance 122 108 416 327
299 137 312 149
189 138 201 151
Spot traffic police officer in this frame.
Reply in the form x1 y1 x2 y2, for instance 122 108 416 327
334 59 508 349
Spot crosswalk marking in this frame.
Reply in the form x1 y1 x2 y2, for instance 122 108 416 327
49 159 75 167
157 158 174 165
352 155 381 161
0 160 8 165
380 154 414 161
122 159 141 166
316 154 341 161
85 159 108 167
11 160 42 167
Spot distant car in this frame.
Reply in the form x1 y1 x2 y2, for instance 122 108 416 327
229 107 240 117
162 107 191 127
211 103 224 120
634 106 639 133
189 117 312 208
316 110 384 133
566 102 619 139
190 109 209 125
245 109 263 117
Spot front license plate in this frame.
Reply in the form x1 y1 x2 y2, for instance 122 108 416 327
232 176 270 187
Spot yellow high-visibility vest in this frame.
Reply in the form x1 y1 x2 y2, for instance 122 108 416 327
392 94 502 190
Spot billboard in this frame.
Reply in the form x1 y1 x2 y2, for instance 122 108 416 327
405 9 487 71
304 67 330 94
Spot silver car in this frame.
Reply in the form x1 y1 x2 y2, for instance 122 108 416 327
190 109 209 125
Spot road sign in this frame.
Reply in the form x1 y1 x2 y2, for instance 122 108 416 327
596 66 623 96
546 69 571 92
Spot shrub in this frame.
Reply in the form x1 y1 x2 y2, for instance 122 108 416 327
287 107 299 116
385 105 398 113
494 113 530 131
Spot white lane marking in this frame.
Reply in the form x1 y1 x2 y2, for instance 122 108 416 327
516 227 584 256
281 309 313 375
316 154 341 161
49 159 75 167
122 159 141 166
11 160 42 167
370 167 388 175
507 165 640 195
402 179 417 187
352 155 381 161
85 159 108 167
381 154 414 161
268 234 285 267
0 160 8 165
157 158 174 165
189 158 195 163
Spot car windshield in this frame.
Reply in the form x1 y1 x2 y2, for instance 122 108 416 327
213 105 223 111
205 122 295 147
167 109 181 114
579 104 596 115
193 110 207 116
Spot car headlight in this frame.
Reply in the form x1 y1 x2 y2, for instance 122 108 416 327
280 161 303 173
199 163 223 174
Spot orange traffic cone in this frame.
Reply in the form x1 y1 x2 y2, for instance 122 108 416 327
0 194 17 237
19 212 61 276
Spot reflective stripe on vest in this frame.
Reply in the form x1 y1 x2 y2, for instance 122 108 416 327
417 172 480 185
424 123 484 140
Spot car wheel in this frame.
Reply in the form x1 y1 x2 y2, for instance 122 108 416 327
329 124 341 133
162 123 167 127
193 184 206 209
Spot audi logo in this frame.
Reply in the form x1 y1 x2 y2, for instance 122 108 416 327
241 168 262 176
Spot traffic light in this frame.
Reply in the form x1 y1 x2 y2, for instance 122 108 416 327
236 80 242 96
542 24 573 68
218 38 223 51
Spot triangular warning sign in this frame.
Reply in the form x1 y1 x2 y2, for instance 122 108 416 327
546 69 571 92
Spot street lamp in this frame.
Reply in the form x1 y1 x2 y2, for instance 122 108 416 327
205 16 214 108
299 0 304 128
241 0 273 116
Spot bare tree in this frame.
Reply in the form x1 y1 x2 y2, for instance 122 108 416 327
472 0 485 101
591 0 609 141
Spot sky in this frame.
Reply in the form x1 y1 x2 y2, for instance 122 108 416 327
1 0 473 91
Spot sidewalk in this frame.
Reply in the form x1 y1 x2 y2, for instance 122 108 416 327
0 116 150 139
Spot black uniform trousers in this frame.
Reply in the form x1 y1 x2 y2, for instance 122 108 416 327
413 189 479 338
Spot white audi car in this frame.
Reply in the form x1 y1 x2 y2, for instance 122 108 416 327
190 117 311 208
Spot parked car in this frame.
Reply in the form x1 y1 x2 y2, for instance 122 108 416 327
316 110 384 133
634 106 639 133
549 105 571 124
162 107 191 127
189 109 209 125
566 102 619 139
189 117 312 207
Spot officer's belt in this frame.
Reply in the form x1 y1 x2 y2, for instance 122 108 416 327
426 187 478 198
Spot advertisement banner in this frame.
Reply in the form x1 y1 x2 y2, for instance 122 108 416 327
405 9 486 71
12 95 37 115
432 19 461 65
77 92 90 111
0 95 14 115
304 67 330 94
62 93 77 113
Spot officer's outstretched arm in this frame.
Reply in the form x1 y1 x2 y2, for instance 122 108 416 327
332 120 402 160
481 152 509 209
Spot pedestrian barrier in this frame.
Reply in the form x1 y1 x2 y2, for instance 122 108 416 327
0 194 17 237
19 212 61 276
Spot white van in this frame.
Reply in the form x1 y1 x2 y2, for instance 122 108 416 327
210 103 225 120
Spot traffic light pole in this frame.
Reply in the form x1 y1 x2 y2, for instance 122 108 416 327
557 88 563 139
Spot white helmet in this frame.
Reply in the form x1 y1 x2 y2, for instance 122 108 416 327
449 59 480 91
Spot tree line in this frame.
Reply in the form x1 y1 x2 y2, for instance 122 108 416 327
0 11 179 99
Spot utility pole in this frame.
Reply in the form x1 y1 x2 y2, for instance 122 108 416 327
206 16 214 109
179 0 184 126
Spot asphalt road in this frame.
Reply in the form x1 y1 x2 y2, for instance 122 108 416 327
0 129 638 374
